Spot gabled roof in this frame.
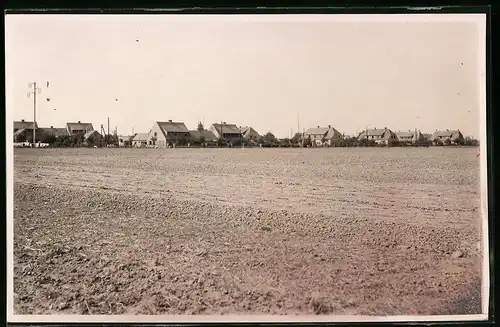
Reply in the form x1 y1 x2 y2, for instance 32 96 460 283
358 128 394 139
212 123 241 135
84 130 101 139
157 121 189 134
14 121 38 130
305 126 342 140
325 127 342 139
381 129 396 140
67 122 94 133
13 129 27 138
365 128 386 137
304 127 329 136
422 133 433 140
39 127 68 138
240 126 260 138
396 131 415 138
189 130 218 142
133 133 149 142
433 130 460 138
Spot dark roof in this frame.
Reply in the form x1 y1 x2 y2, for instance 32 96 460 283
433 130 458 137
240 126 260 138
13 129 27 138
304 127 329 136
212 123 241 135
84 130 101 139
325 127 342 139
14 121 38 130
305 126 342 139
67 122 94 133
39 127 68 138
157 121 189 134
422 133 433 140
357 128 395 140
432 130 461 140
396 131 414 138
189 130 218 142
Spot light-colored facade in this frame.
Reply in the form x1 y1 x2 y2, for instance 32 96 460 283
357 127 397 145
432 129 464 145
396 129 425 144
147 120 190 148
119 135 135 147
132 133 149 148
303 125 343 147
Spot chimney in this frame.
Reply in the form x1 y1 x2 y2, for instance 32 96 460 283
168 119 172 122
21 119 25 122
78 120 81 123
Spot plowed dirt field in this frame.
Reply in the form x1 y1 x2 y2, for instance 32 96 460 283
12 147 483 315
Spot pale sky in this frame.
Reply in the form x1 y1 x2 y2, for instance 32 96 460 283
5 14 485 138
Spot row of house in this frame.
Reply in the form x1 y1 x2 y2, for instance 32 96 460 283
302 125 465 146
13 118 466 147
130 121 261 148
14 120 103 144
13 119 264 148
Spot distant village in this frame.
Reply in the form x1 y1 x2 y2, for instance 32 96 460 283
13 119 479 148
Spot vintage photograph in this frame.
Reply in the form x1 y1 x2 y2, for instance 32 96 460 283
6 12 488 321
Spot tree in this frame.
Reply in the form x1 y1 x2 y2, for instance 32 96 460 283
291 133 302 145
197 122 204 132
150 135 158 146
262 132 277 147
302 136 312 148
433 138 443 146
444 138 452 146
464 136 479 146
279 138 291 147
343 136 358 147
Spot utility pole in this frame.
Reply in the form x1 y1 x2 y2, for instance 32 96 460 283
239 125 243 148
107 117 110 145
297 113 300 139
220 121 223 148
27 82 42 147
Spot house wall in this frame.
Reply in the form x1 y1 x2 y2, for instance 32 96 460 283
243 130 260 141
147 123 168 148
133 140 147 148
222 133 241 141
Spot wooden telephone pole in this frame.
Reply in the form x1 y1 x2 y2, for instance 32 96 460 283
27 82 42 147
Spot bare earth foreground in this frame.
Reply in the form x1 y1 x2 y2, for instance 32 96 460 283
13 147 483 316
